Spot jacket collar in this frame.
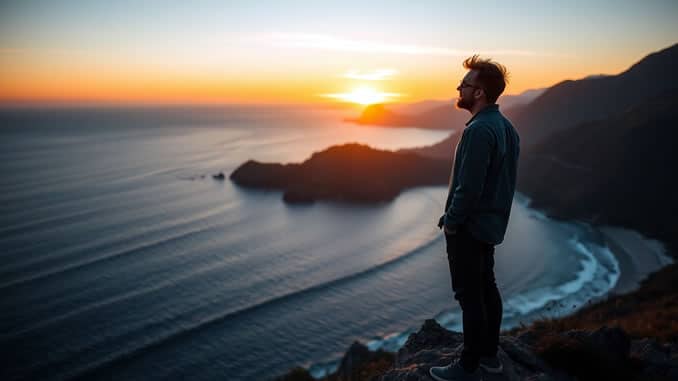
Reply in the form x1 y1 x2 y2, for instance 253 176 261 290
465 104 499 126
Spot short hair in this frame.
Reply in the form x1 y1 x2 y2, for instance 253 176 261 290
463 55 509 104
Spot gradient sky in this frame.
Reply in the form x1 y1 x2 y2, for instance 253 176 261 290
1 0 677 105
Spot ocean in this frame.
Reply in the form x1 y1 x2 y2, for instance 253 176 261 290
0 105 621 380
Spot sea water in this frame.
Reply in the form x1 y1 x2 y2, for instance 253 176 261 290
0 105 620 381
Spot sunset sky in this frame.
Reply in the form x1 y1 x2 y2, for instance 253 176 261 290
1 0 677 105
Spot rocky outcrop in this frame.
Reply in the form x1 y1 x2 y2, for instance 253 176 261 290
332 342 395 381
377 319 572 381
276 319 678 381
273 341 393 381
379 320 678 381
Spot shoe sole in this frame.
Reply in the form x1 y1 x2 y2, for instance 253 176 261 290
429 368 449 381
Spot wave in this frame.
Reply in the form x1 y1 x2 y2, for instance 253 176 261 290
106 151 234 186
0 179 187 239
512 192 550 221
501 236 616 318
0 198 242 290
24 229 443 380
1 183 237 265
0 147 226 215
3 236 251 341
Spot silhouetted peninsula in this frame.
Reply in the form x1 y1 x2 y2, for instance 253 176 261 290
347 103 467 130
347 89 544 130
230 143 451 204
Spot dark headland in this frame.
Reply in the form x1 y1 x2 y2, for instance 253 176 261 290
230 143 451 204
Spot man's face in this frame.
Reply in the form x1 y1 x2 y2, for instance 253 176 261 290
455 70 482 111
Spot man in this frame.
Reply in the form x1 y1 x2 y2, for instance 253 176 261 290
430 56 520 381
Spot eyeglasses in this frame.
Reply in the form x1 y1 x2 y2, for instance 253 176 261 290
458 81 481 90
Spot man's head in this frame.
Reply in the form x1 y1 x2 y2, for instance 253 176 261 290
456 55 508 111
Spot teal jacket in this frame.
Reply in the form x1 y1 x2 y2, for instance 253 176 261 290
443 104 520 245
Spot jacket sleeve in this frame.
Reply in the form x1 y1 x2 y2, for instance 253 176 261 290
444 124 495 228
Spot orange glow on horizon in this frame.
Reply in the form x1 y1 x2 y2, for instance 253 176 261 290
0 53 639 106
1 1 672 107
0 74 557 106
324 85 400 105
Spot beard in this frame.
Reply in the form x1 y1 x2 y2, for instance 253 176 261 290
456 95 474 111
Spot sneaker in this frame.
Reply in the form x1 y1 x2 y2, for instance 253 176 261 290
479 355 503 374
429 359 483 381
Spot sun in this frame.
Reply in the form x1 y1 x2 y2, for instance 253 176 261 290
325 86 399 105
342 86 388 105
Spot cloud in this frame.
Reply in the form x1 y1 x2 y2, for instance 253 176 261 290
266 33 544 57
343 68 398 81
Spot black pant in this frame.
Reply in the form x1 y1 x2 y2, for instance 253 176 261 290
445 225 502 372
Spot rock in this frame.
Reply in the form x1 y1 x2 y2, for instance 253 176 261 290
515 330 538 347
395 320 462 367
329 341 395 381
631 338 669 365
563 326 630 364
336 341 371 380
278 321 673 381
273 366 315 381
377 319 578 381
212 172 225 180
403 320 463 353
499 336 546 372
534 326 636 381
630 338 678 381
381 320 465 381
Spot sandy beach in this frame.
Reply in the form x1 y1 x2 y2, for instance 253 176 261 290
598 225 674 295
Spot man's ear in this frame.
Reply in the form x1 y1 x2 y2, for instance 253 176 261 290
473 88 484 100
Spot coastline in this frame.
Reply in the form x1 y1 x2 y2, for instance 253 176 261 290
598 225 674 295
280 217 677 380
518 192 675 298
298 222 676 380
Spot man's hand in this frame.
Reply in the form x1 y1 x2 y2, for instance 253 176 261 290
438 215 458 235
444 224 457 235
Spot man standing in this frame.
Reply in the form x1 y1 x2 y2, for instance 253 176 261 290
430 56 520 381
